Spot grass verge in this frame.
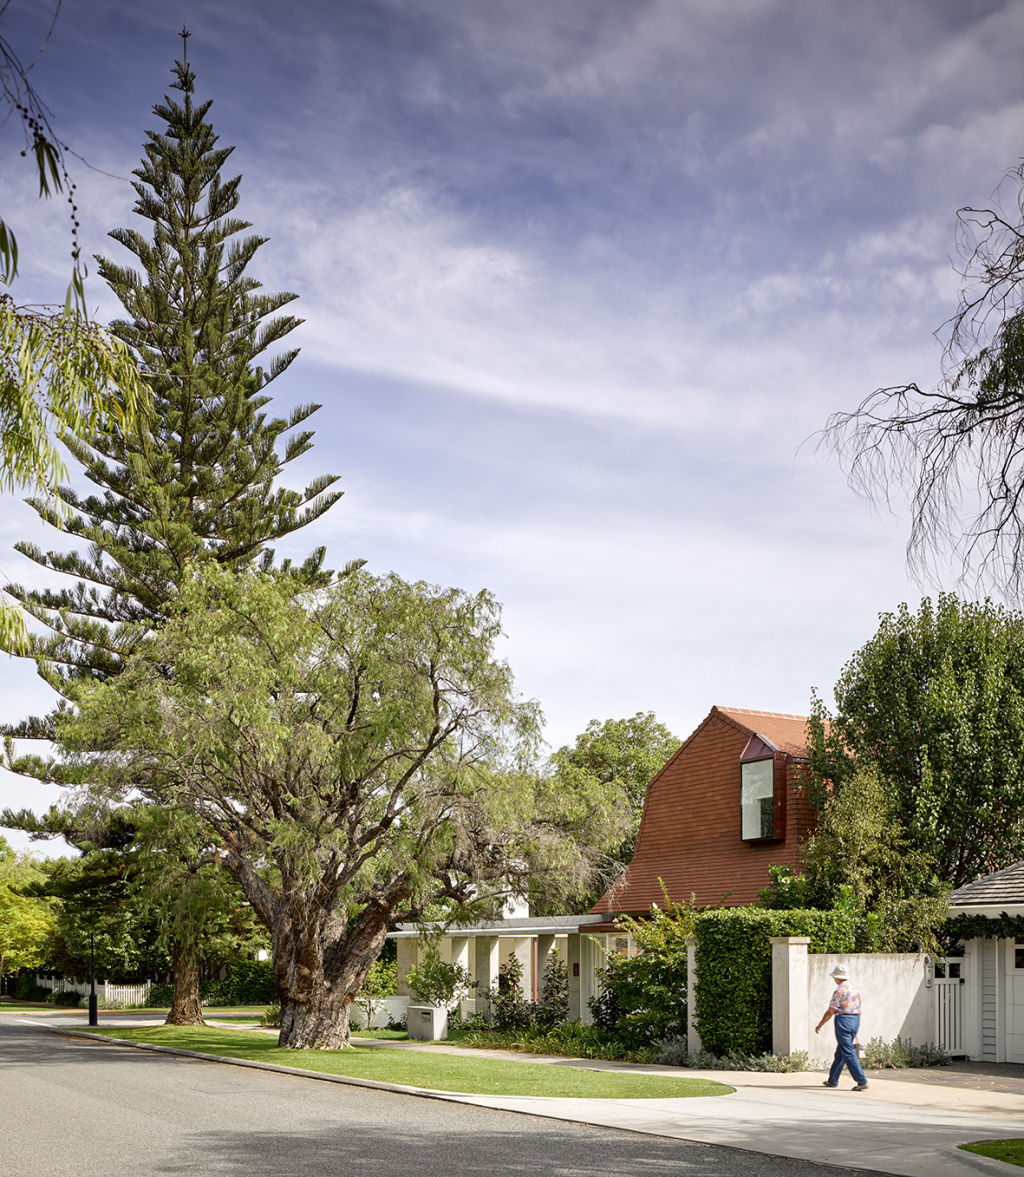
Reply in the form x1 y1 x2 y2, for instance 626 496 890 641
84 1025 732 1099
959 1140 1024 1168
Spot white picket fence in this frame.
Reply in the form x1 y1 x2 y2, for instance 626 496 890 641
36 975 152 1006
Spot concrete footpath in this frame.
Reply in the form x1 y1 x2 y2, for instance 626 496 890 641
15 1011 1024 1177
348 1038 1024 1177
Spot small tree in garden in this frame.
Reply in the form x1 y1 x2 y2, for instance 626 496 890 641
406 947 470 1011
536 948 568 1027
357 957 397 1027
490 953 533 1030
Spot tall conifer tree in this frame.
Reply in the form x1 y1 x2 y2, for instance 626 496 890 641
4 34 342 1019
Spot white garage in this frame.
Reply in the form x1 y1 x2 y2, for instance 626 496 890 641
948 862 1024 1064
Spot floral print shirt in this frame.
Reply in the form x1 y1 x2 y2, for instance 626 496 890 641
829 981 861 1014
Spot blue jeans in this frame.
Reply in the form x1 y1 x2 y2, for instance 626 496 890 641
828 1013 867 1086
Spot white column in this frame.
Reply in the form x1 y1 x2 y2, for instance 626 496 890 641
536 934 556 1001
396 938 418 997
686 938 702 1052
511 937 534 999
566 934 583 1021
448 936 471 973
771 935 810 1056
474 936 500 1018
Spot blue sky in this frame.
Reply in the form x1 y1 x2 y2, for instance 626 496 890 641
2 0 1023 852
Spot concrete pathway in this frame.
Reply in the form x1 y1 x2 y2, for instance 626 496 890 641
8 1010 1021 1177
351 1039 1024 1177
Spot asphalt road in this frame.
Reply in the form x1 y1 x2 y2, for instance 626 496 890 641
0 1017 872 1177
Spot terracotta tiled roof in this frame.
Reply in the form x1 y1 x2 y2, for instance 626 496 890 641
713 706 812 758
950 861 1024 907
588 704 818 916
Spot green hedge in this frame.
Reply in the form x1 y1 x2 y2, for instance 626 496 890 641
694 908 855 1055
199 960 275 1006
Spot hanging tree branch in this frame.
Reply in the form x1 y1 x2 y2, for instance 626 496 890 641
821 158 1024 592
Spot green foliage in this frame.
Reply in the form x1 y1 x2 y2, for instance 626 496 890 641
3 43 338 1019
656 1039 810 1072
356 957 398 1026
694 908 855 1056
23 849 169 981
761 769 949 952
144 983 174 1008
454 1019 660 1064
406 947 471 1010
0 837 55 976
757 864 812 910
12 975 50 1001
489 953 533 1031
589 895 696 1046
535 949 568 1027
50 990 82 1007
55 563 610 1047
536 713 679 913
6 45 339 685
945 912 1024 943
260 1004 282 1028
861 1036 950 1069
200 961 276 1006
808 595 1024 888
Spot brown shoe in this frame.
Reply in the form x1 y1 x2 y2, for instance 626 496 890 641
852 1084 868 1091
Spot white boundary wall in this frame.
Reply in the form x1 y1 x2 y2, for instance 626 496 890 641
771 938 933 1060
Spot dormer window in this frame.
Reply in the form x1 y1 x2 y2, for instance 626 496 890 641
741 759 775 839
740 735 784 842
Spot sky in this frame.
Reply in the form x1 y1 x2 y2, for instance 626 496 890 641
2 0 1022 855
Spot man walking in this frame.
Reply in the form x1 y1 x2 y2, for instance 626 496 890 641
815 964 868 1091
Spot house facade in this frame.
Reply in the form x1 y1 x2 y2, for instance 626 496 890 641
390 704 820 1025
591 705 817 916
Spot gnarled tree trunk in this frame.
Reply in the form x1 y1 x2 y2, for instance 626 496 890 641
273 903 390 1049
165 940 204 1025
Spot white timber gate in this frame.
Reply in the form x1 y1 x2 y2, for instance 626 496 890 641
934 957 967 1057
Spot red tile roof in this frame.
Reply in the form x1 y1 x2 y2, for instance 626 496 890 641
712 707 812 759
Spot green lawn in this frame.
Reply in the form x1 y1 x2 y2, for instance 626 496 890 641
959 1140 1024 1168
85 1024 732 1099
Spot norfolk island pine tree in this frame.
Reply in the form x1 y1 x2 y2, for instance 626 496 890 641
1 33 343 1024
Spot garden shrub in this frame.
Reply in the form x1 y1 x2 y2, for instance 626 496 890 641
51 991 83 1007
406 945 471 1010
656 1037 809 1072
490 952 533 1030
12 975 50 1002
588 895 694 1046
144 982 174 1008
535 949 568 1028
356 956 397 1027
260 1004 282 1028
862 1036 950 1069
694 907 855 1055
199 960 276 1006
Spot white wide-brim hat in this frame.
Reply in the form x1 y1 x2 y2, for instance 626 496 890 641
831 965 849 980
